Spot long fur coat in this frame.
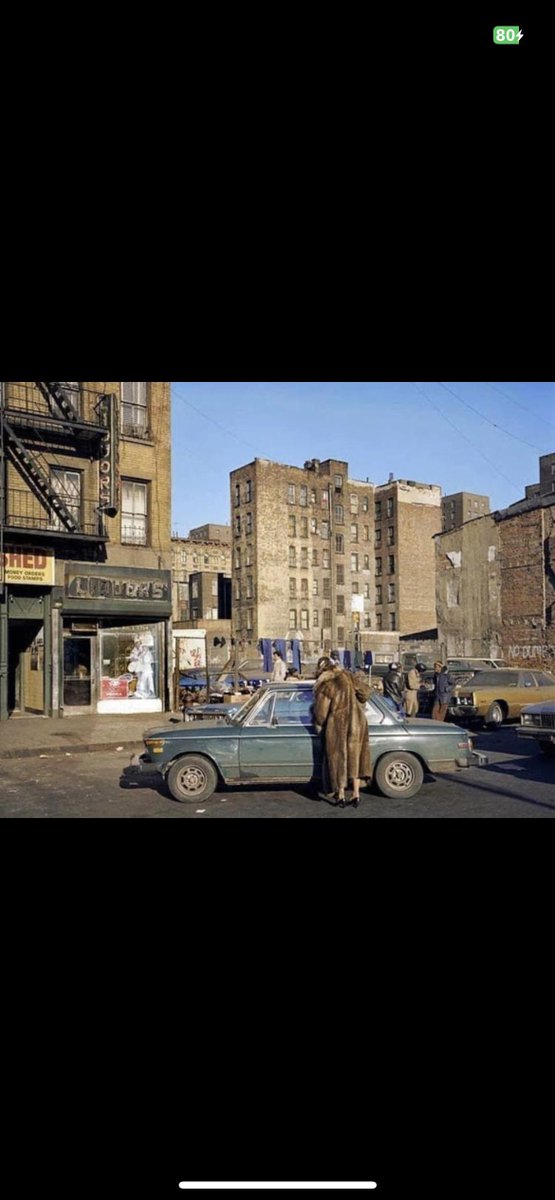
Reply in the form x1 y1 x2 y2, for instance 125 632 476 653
313 668 372 792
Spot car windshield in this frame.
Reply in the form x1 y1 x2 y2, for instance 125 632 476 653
463 671 520 687
226 688 266 724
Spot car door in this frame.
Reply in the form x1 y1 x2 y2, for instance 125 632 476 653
238 687 320 782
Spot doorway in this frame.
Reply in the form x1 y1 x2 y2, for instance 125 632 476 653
8 621 45 714
63 636 93 711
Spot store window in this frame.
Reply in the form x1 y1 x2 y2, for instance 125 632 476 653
99 624 161 706
122 480 148 545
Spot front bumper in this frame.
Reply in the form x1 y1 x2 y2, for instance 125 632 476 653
455 749 489 768
518 727 555 744
449 704 478 718
130 751 154 770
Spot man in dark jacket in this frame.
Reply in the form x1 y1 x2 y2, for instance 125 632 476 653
432 661 454 721
383 663 405 713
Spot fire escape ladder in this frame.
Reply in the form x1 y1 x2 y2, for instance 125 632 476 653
3 418 79 532
34 381 80 424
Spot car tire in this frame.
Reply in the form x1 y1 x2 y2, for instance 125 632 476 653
539 742 555 757
373 752 424 800
485 701 505 728
166 755 218 803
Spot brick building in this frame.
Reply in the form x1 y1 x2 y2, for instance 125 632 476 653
171 525 231 625
441 491 490 531
435 452 555 669
0 381 172 719
229 457 441 660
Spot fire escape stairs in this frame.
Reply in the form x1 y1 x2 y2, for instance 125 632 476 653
34 381 80 424
3 417 80 532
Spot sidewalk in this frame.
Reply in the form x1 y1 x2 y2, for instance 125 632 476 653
0 711 182 759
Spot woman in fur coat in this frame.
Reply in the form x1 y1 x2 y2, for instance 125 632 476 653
312 656 372 808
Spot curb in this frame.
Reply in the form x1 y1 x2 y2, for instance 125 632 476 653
0 740 142 760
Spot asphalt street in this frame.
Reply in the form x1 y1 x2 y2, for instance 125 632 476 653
1 725 554 817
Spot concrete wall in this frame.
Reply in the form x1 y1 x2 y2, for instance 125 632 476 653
435 515 502 659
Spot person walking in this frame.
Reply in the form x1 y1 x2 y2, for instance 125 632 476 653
404 662 426 717
312 656 372 808
432 661 454 721
271 649 287 682
383 662 406 714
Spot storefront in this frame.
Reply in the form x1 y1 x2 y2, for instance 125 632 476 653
0 548 55 720
60 563 172 715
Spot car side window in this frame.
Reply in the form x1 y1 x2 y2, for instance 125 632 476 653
247 692 276 727
536 672 555 686
520 672 536 688
273 689 314 726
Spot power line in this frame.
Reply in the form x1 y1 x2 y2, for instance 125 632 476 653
411 382 522 491
483 381 555 432
436 381 543 451
172 384 266 458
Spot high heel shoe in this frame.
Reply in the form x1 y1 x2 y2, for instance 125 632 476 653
352 796 360 809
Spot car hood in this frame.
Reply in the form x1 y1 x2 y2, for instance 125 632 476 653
520 701 555 715
143 720 234 739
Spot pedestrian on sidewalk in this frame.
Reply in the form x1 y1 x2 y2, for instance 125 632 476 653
432 661 455 721
271 649 287 681
405 662 426 717
312 656 372 808
383 662 406 715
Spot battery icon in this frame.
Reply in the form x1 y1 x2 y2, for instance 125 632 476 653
493 26 523 43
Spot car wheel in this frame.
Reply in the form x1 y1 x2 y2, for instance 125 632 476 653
373 752 424 800
166 755 218 803
539 742 555 757
485 701 505 728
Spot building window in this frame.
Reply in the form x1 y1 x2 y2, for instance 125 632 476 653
300 485 307 507
387 498 394 517
289 578 296 597
364 554 370 569
336 534 344 554
363 525 369 541
288 484 296 504
301 547 309 568
246 576 253 599
289 546 296 567
310 517 318 535
321 489 329 508
121 479 147 545
310 488 317 505
376 613 383 630
337 565 344 585
235 581 241 601
312 579 319 596
50 467 82 531
289 514 296 537
337 627 345 645
321 521 330 539
245 546 252 566
121 382 148 437
388 583 395 602
362 496 369 513
204 554 209 567
350 524 358 542
351 553 359 572
246 512 253 535
246 609 253 631
322 549 330 568
375 528 382 545
234 483 240 507
323 608 332 628
364 583 370 598
388 555 395 574
389 612 396 630
323 578 331 598
350 494 359 514
376 584 382 604
313 609 319 627
312 548 318 566
289 609 297 628
335 504 344 524
245 480 252 502
301 517 308 538
334 474 343 490
336 595 345 615
364 613 371 629
376 557 382 576
301 609 309 630
375 500 382 520
352 581 359 593
387 526 395 546
234 514 241 536
301 578 308 597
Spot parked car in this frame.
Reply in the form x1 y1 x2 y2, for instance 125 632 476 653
518 701 555 756
133 681 487 804
445 657 507 686
448 668 555 728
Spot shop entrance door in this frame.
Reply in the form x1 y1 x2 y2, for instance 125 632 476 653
8 621 45 714
63 637 93 712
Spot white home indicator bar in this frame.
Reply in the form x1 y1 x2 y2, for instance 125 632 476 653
178 1186 377 1191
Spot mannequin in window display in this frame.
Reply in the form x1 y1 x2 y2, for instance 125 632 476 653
128 633 155 698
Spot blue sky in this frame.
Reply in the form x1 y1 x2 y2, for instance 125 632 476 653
171 382 555 536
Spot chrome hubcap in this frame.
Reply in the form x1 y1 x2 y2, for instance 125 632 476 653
385 761 415 790
179 766 206 793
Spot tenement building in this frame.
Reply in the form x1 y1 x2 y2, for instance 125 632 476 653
0 381 172 719
229 457 441 659
171 524 231 646
441 491 490 531
435 451 555 669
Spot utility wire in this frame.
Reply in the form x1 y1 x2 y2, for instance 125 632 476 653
436 381 543 451
411 382 522 490
483 381 555 431
172 384 267 458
